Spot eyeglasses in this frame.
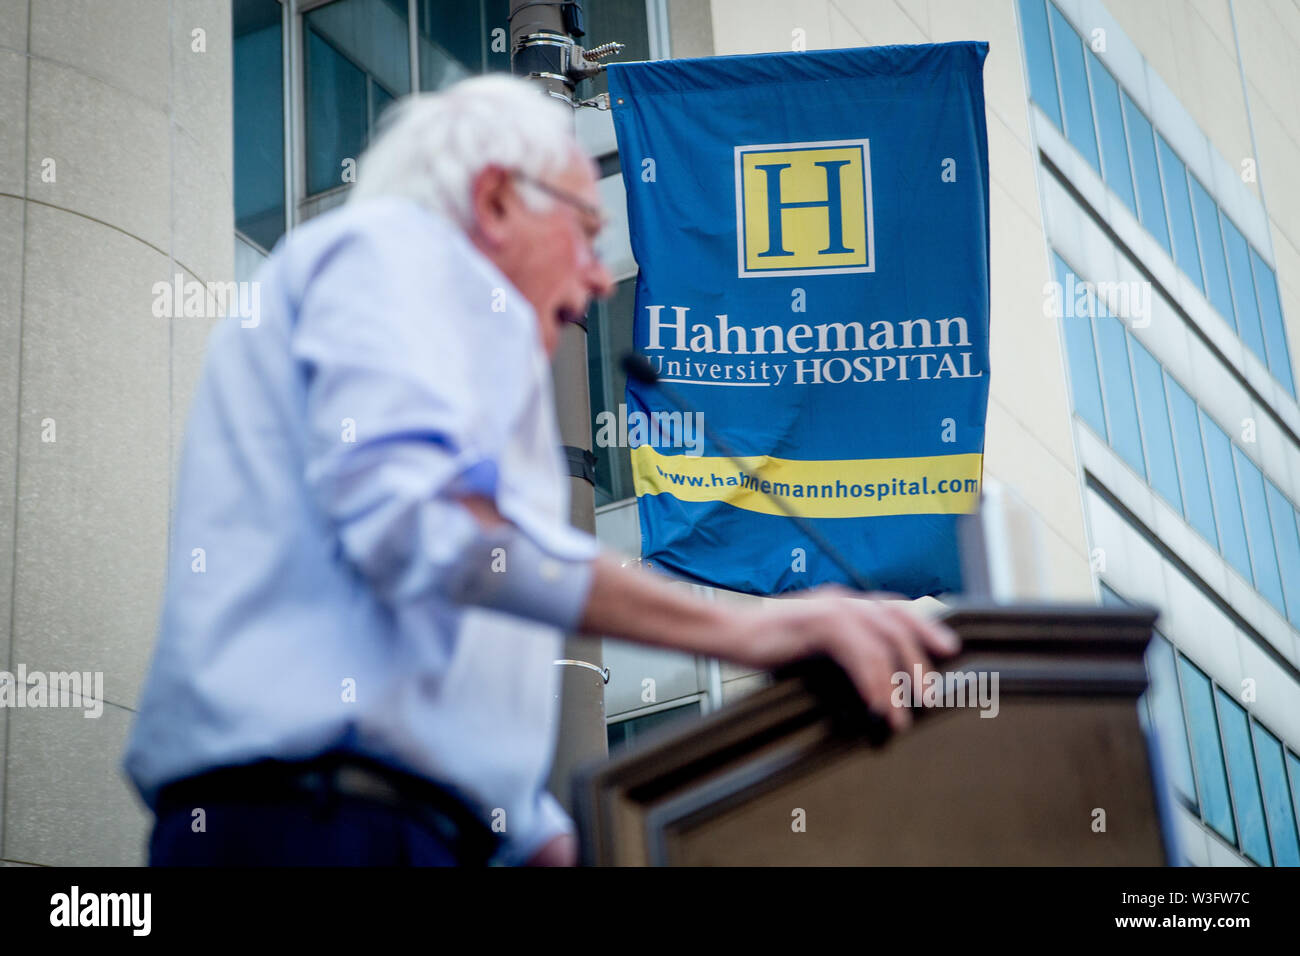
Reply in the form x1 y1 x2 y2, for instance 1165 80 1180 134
510 171 608 239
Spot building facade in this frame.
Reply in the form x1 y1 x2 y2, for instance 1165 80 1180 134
1 0 1297 866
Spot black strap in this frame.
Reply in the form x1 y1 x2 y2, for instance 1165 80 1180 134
564 445 596 485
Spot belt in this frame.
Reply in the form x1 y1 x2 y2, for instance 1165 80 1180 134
155 752 502 865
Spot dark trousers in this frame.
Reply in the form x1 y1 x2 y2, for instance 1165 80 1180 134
149 793 462 866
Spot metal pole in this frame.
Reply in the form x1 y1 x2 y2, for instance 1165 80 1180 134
508 0 608 813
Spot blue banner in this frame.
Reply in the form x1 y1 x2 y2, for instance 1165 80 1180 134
607 43 990 598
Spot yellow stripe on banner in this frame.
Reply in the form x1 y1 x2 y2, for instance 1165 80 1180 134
630 446 983 518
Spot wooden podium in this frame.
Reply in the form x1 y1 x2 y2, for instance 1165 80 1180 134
574 605 1170 866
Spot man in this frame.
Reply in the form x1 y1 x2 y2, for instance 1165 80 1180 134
124 75 957 867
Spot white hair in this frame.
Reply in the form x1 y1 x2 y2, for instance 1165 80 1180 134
349 74 579 226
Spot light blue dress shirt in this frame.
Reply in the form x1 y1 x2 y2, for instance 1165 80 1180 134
124 197 600 865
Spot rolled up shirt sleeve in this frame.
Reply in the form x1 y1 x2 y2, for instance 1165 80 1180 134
289 213 597 631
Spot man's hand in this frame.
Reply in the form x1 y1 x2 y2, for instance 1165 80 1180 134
525 832 578 867
731 587 959 730
580 556 959 729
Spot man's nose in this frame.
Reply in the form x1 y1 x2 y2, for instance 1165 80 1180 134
588 256 615 300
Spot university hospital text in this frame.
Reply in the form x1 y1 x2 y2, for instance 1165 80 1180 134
644 306 985 385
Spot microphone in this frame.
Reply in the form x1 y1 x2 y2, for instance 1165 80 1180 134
620 353 877 592
620 353 661 388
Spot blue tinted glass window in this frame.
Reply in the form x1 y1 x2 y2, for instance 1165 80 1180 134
1264 480 1300 629
304 0 411 196
1289 752 1300 847
372 84 396 125
1179 659 1235 842
417 0 511 90
1048 6 1100 173
1018 0 1062 128
233 0 285 252
1188 177 1234 325
1221 215 1267 363
1201 415 1252 578
1251 251 1296 397
588 279 637 506
576 0 653 100
607 700 702 752
305 30 367 195
1156 137 1203 291
1166 378 1217 546
1252 723 1300 867
1094 312 1145 476
1146 636 1197 807
1122 95 1170 252
1130 340 1181 511
1085 51 1136 216
1215 690 1272 864
1054 256 1108 437
1232 448 1286 611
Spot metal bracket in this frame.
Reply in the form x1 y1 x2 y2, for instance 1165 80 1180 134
576 92 611 111
563 445 597 485
512 28 625 108
554 659 610 684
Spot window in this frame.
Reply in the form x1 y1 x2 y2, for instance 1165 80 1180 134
1121 94 1170 252
1165 378 1217 547
1264 479 1300 629
588 278 637 506
1215 689 1272 865
1200 414 1251 579
1232 448 1286 613
1047 5 1100 173
1074 312 1300 616
416 0 510 92
1289 751 1300 846
1094 311 1146 477
1178 658 1235 843
577 0 653 100
1145 635 1196 807
607 699 702 752
1188 175 1234 326
305 29 368 196
1130 340 1181 512
304 0 411 196
1055 256 1107 437
233 0 285 251
1165 645 1300 866
1221 215 1267 363
1016 4 1297 397
1018 0 1061 128
1156 136 1203 292
1251 723 1300 867
1252 252 1296 397
1085 50 1136 217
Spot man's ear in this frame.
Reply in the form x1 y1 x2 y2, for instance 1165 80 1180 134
470 165 514 249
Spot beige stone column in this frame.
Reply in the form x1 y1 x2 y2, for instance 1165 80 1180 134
0 0 234 866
